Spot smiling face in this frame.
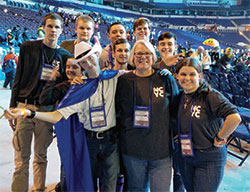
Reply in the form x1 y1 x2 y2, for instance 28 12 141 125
43 19 62 43
66 59 83 80
134 43 153 72
114 43 130 65
108 24 126 46
157 37 177 57
177 66 201 94
133 23 150 41
75 20 94 43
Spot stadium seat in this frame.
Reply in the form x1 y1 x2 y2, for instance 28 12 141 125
227 116 250 166
233 95 250 109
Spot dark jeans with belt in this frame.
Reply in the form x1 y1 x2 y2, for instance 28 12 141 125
178 145 227 192
85 127 119 192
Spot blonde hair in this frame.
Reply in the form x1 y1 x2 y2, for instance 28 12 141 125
129 40 157 67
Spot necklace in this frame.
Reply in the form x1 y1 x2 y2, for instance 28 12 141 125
44 49 56 64
183 95 189 109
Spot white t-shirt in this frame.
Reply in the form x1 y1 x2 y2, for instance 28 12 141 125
58 74 119 132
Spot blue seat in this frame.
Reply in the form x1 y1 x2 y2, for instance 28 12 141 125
233 95 250 109
227 116 250 166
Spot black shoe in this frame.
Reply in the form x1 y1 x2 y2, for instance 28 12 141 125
55 182 61 192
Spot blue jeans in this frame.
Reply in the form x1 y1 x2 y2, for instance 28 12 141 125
3 70 15 89
122 154 172 192
178 145 227 192
86 129 119 192
173 147 185 192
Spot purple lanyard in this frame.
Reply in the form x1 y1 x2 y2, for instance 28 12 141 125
108 45 115 69
177 94 196 137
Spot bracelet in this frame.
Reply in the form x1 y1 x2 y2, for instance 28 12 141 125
20 108 27 116
215 134 224 142
26 110 36 119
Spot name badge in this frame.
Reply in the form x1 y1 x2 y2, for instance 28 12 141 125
133 106 150 128
89 106 107 129
179 134 194 157
40 63 53 81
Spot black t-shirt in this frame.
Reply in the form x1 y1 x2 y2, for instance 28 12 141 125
179 88 238 149
116 71 179 160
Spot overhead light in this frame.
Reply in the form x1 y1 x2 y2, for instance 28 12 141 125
3 9 8 13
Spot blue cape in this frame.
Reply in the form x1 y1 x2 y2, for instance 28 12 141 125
54 70 119 191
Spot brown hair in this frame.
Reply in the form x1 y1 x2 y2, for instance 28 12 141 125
43 12 63 27
133 17 151 31
76 15 95 28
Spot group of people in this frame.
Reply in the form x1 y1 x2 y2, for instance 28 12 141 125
4 12 241 192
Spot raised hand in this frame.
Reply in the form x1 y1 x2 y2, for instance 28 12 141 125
162 53 183 67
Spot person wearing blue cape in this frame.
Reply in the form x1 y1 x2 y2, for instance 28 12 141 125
5 41 127 192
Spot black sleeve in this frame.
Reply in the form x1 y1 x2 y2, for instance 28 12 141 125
39 80 71 105
207 90 238 119
9 42 25 108
165 75 180 117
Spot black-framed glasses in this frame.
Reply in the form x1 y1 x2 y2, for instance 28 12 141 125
134 52 152 58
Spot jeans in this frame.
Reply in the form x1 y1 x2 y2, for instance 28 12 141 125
3 70 15 89
86 129 119 192
173 147 185 192
178 145 227 192
122 154 172 192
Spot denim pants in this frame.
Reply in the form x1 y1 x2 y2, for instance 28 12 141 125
86 130 119 192
173 147 185 192
178 145 227 192
122 154 172 192
11 103 53 192
3 70 15 89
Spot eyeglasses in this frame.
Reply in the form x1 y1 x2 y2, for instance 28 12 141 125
134 52 152 58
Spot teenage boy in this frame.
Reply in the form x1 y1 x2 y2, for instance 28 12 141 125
156 32 182 74
133 17 151 41
99 22 126 69
60 15 95 54
8 12 71 191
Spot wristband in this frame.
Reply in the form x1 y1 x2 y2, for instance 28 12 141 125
20 108 27 116
215 134 224 142
26 110 36 119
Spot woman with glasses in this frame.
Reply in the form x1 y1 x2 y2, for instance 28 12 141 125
115 40 179 191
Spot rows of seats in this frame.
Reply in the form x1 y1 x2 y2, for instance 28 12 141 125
204 70 250 109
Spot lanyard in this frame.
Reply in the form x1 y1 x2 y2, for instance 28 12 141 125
88 80 105 110
177 94 196 137
108 45 115 69
41 43 58 65
133 74 153 110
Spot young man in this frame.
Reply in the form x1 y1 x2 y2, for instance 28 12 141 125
112 38 131 70
60 15 95 54
8 12 71 192
133 17 151 41
156 32 182 73
99 21 126 69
